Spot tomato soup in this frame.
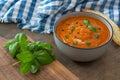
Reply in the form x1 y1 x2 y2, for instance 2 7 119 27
56 16 110 48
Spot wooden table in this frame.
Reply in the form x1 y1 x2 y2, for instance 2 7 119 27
0 23 120 80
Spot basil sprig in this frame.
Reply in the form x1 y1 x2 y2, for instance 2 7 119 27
83 19 97 32
4 33 55 74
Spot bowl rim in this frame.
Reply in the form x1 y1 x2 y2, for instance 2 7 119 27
54 12 113 50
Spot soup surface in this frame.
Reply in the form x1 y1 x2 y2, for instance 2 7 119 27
56 16 110 48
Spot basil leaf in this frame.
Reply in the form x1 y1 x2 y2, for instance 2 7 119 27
83 19 90 26
17 51 34 63
9 42 19 58
88 25 97 32
27 42 40 52
27 42 36 52
34 50 54 65
20 62 31 74
28 41 52 51
20 40 29 52
38 43 53 50
47 50 56 60
4 39 15 49
15 33 28 51
31 59 41 73
15 33 27 42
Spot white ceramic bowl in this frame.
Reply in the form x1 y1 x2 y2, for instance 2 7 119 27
53 12 113 62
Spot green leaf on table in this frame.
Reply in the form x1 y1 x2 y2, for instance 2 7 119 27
38 42 53 50
17 51 34 63
20 40 29 52
27 41 54 56
30 59 41 73
15 33 28 51
4 39 15 49
34 50 54 65
9 42 19 58
20 62 31 74
14 33 27 42
27 42 36 52
27 41 42 52
47 50 56 60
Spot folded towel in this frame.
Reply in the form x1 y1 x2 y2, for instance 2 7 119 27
0 0 120 33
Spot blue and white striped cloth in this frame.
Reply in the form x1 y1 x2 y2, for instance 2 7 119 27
0 0 120 33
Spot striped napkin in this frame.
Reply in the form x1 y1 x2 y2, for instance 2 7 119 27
0 0 120 33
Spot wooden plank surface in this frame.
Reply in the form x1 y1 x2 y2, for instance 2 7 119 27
0 36 80 80
1 23 120 80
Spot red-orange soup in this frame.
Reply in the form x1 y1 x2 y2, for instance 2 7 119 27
56 16 110 48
